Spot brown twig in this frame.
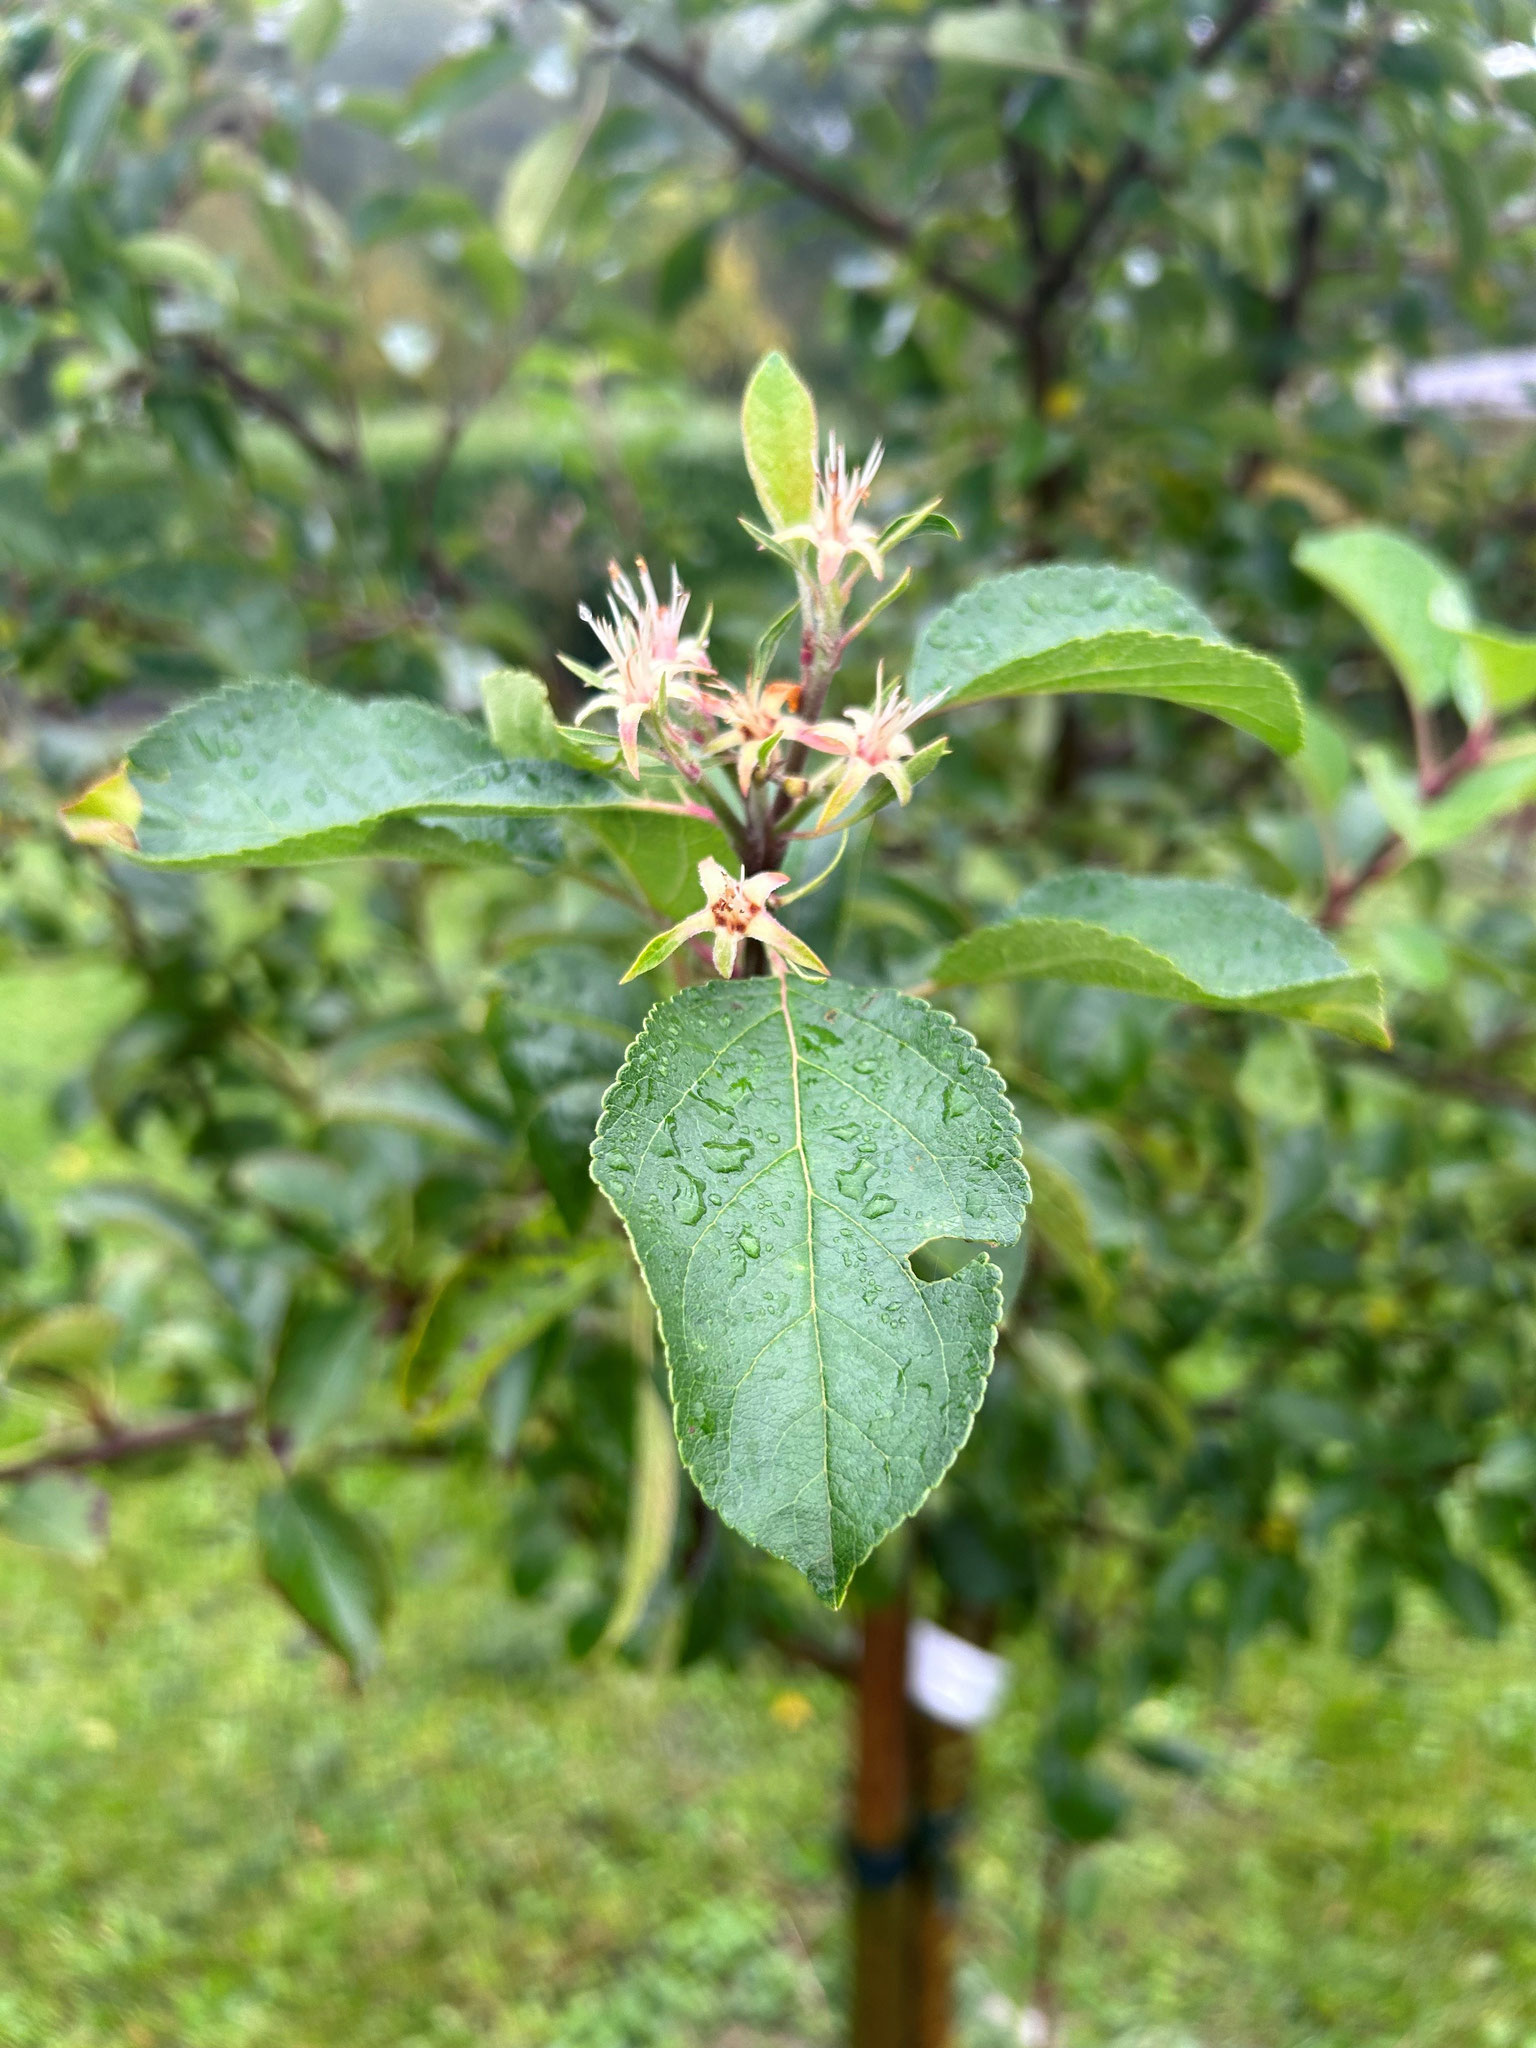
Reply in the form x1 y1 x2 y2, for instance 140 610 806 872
0 1404 257 1484
1321 725 1494 926
572 0 1020 334
1019 0 1271 340
184 338 357 475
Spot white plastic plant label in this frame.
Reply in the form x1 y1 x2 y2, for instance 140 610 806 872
906 1617 1010 1730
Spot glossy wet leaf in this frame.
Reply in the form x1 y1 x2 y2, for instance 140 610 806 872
486 945 648 1229
1294 525 1471 709
592 978 1029 1605
934 870 1388 1047
107 678 628 868
257 1475 393 1680
908 566 1303 754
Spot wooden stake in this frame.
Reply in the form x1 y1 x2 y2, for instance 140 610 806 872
908 1605 996 2046
850 1598 912 2048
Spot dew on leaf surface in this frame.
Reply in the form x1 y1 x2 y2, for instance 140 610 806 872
669 1167 706 1225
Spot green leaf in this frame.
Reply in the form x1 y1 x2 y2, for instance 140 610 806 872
0 138 43 211
908 566 1303 755
2 1304 121 1383
928 5 1088 76
48 47 136 188
1016 1142 1111 1318
401 35 523 136
289 0 346 65
592 978 1029 1605
482 666 566 762
1360 740 1536 854
56 1181 211 1262
583 808 736 921
120 232 236 308
486 945 648 1230
399 1240 621 1413
598 1360 680 1650
265 1300 378 1457
114 678 628 868
1449 619 1536 713
494 83 604 266
1293 525 1471 710
933 871 1389 1048
741 352 818 533
316 1066 504 1148
257 1476 393 1680
1288 702 1352 812
657 218 718 319
233 1149 368 1239
1435 1555 1502 1641
0 1475 108 1563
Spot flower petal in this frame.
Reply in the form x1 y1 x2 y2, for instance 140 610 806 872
747 911 829 980
617 704 645 780
697 856 733 902
741 869 790 910
815 758 876 831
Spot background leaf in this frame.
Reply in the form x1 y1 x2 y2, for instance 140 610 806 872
1294 526 1471 710
0 1475 108 1563
256 1476 393 1680
486 945 647 1229
399 1240 620 1412
264 1300 378 1457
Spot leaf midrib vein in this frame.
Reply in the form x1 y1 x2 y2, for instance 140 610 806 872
780 976 833 1579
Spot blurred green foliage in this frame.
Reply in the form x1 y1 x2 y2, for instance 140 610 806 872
6 0 1536 2029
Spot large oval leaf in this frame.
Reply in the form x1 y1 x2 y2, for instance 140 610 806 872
592 977 1029 1606
73 678 631 868
908 565 1303 754
933 871 1388 1048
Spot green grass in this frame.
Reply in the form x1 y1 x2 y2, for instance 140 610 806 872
6 1463 1536 2046
7 972 1536 2046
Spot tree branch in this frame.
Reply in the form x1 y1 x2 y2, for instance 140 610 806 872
0 1404 257 1484
185 339 358 475
1321 726 1495 926
1022 0 1270 328
572 0 1020 334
